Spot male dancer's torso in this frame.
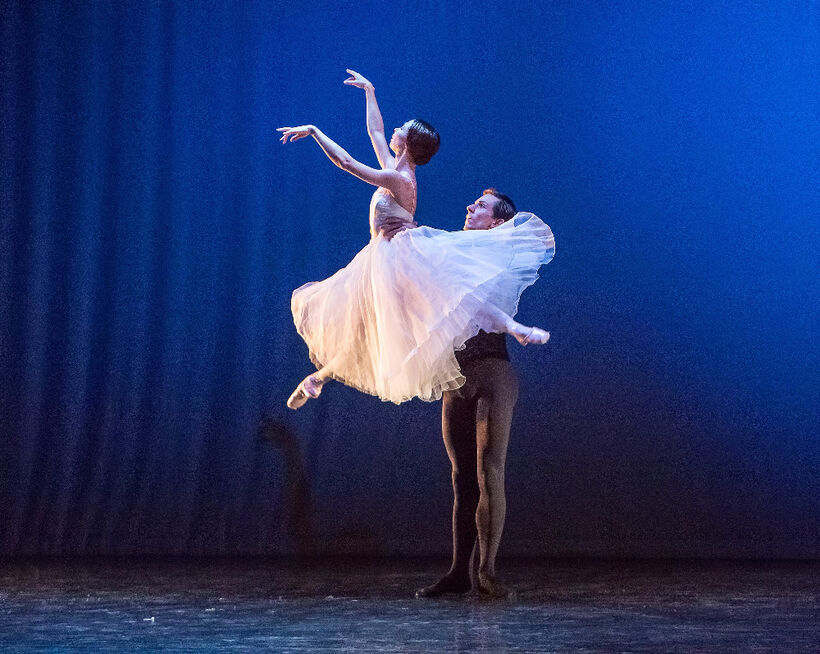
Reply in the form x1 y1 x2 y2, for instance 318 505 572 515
456 331 509 370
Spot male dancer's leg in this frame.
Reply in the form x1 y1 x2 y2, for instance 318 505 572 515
475 360 519 597
415 388 478 597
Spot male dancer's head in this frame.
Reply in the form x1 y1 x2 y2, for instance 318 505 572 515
464 188 517 230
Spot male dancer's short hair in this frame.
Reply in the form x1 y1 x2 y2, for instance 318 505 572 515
483 188 517 222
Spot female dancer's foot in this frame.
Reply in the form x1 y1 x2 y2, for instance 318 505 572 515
511 324 550 346
286 374 324 410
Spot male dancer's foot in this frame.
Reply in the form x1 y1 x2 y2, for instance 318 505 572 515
477 573 516 600
511 324 550 347
414 572 472 598
286 374 324 410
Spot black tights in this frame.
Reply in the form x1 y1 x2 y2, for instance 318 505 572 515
441 357 518 586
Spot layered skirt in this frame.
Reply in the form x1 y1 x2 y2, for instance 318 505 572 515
291 212 555 404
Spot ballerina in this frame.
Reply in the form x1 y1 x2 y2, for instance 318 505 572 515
278 70 554 409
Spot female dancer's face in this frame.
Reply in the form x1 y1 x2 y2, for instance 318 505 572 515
389 121 413 155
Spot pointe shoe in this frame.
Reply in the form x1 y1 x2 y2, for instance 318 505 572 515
516 326 550 346
286 375 323 410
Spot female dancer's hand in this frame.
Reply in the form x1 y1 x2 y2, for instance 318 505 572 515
343 69 373 91
277 125 314 144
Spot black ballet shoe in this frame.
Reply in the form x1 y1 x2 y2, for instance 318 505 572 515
477 575 516 600
415 574 472 598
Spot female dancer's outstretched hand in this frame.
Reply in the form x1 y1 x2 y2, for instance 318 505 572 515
343 69 373 91
277 125 314 144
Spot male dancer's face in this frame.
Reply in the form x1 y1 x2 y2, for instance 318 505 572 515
464 194 503 231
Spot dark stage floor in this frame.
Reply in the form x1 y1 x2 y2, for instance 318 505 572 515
0 558 817 652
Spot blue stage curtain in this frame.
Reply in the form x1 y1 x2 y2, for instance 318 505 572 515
1 1 817 557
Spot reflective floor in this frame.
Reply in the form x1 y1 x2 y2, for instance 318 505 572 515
0 558 817 652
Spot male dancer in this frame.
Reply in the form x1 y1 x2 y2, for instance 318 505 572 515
379 188 548 598
415 189 524 599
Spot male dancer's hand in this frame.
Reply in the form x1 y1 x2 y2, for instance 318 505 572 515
377 216 417 241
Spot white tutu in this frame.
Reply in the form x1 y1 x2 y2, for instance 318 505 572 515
291 212 555 404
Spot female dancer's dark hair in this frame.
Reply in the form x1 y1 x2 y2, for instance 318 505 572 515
406 119 440 165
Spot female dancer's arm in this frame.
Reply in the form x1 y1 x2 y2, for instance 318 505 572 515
276 124 412 197
343 69 395 170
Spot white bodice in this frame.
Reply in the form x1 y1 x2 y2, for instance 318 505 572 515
369 187 415 239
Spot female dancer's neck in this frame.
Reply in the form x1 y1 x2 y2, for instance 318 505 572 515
395 151 416 171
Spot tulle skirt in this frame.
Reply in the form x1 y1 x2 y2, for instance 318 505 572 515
291 212 555 404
